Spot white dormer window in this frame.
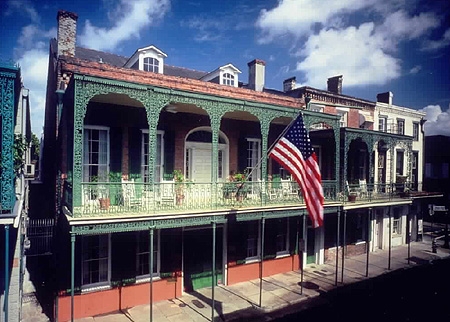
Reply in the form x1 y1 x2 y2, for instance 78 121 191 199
143 57 159 73
222 73 234 86
200 63 241 88
124 45 167 74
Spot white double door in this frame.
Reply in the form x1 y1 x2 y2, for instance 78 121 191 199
187 142 227 183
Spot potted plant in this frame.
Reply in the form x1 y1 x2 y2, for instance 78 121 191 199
347 192 357 202
173 170 185 205
233 172 248 202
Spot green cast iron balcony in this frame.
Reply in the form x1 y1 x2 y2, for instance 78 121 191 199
64 180 340 218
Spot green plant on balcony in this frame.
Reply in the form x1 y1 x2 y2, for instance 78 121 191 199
225 171 250 201
173 169 185 205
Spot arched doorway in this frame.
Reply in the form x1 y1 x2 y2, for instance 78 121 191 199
184 127 229 182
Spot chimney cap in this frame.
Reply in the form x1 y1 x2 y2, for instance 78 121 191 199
327 75 343 80
283 76 296 83
247 59 266 67
57 10 78 21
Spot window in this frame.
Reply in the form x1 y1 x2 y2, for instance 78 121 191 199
143 57 159 73
358 149 367 179
355 214 366 242
396 150 404 176
378 117 387 132
413 122 419 141
397 119 405 135
309 104 324 113
337 111 347 127
246 221 259 260
222 73 234 86
393 209 402 235
83 127 109 182
82 235 110 287
276 218 289 255
218 149 224 179
136 230 160 278
246 138 261 181
142 130 164 182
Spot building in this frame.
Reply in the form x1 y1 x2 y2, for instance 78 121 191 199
0 61 32 322
40 10 437 321
424 135 450 221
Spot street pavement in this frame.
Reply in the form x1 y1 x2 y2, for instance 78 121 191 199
57 238 450 322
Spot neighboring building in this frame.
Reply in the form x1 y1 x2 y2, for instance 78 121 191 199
40 11 437 321
424 135 450 220
0 62 32 322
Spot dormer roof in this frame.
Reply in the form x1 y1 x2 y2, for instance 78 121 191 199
124 45 167 68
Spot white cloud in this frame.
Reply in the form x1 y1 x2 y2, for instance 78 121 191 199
422 28 450 51
420 104 450 136
409 65 421 74
256 0 444 88
5 0 40 23
256 0 376 44
78 0 170 51
18 49 49 135
296 23 400 88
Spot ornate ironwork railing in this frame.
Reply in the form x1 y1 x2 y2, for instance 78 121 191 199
65 180 417 217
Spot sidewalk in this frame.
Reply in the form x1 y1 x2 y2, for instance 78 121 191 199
69 240 450 322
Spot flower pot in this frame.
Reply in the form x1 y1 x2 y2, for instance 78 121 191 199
347 194 357 202
99 198 110 210
176 194 185 206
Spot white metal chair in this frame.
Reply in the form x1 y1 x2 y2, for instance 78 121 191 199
122 179 141 209
158 180 176 206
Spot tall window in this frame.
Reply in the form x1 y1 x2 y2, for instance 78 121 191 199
136 230 160 277
393 208 402 235
222 73 234 86
276 218 289 255
142 130 164 182
337 111 347 127
246 138 261 181
143 57 159 73
378 117 387 132
397 119 405 135
246 221 259 260
413 122 419 141
396 150 404 175
83 127 109 182
82 235 109 287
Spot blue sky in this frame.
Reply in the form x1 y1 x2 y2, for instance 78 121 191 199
1 0 449 136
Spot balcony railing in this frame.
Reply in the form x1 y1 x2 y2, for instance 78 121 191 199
344 182 416 203
64 180 416 218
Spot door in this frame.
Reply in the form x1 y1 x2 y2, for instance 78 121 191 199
192 146 212 182
183 227 223 292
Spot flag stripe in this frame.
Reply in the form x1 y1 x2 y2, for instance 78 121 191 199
269 114 324 228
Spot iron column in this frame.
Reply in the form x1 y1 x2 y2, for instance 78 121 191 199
341 210 347 283
150 227 154 322
211 221 216 321
259 217 265 307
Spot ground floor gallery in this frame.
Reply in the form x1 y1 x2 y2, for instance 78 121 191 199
55 202 423 321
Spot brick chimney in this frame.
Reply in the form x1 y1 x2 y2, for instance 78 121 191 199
327 75 343 94
283 77 296 92
377 91 393 105
248 59 265 92
57 10 78 57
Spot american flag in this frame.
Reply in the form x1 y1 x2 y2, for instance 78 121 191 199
269 113 324 228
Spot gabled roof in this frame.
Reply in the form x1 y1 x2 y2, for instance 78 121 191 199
124 45 167 68
74 47 208 80
75 47 128 67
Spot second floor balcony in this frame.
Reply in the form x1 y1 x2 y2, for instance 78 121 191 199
63 179 417 218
